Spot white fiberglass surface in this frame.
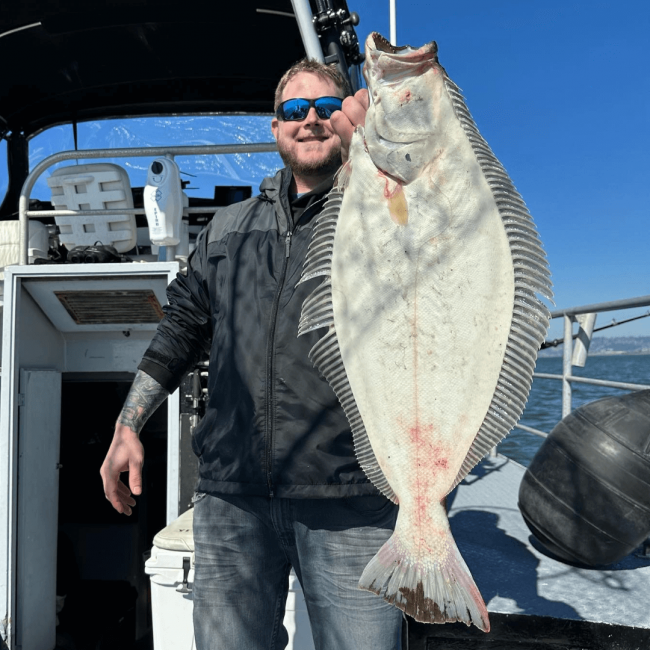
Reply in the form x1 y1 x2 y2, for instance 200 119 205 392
27 115 283 201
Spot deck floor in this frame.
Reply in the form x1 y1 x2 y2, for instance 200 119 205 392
448 456 650 630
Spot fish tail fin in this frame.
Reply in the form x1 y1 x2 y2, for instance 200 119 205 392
359 526 490 632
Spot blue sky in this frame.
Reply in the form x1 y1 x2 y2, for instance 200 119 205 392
350 0 650 338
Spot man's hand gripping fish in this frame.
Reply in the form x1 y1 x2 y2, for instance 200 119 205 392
298 33 552 631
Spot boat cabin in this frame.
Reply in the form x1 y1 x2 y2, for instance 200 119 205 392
0 2 362 648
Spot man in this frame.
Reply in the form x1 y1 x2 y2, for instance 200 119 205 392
100 60 403 650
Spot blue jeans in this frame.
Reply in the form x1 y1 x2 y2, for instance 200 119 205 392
192 493 403 650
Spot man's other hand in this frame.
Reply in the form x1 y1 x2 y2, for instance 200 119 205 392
100 424 144 515
331 88 369 164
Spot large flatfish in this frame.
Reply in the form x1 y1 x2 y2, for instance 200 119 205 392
298 33 552 631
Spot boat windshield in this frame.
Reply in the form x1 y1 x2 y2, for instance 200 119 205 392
28 114 283 201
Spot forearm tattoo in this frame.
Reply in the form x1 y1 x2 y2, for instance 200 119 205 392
117 370 170 434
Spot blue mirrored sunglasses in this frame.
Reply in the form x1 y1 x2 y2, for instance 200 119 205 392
276 96 343 121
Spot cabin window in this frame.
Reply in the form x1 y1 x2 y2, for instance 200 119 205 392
28 116 282 202
29 124 76 199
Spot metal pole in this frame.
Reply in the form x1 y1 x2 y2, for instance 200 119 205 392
290 0 324 62
534 372 650 391
550 295 650 317
563 375 650 391
389 0 397 46
562 315 573 418
513 423 549 439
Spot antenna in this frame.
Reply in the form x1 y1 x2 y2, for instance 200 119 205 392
299 0 365 93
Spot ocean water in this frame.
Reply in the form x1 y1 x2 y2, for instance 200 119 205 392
497 354 650 466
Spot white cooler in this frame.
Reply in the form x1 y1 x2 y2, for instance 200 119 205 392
145 507 315 650
145 508 196 650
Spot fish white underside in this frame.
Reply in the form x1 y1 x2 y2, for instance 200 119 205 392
332 130 514 499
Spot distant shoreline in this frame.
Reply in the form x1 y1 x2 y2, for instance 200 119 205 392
588 351 650 356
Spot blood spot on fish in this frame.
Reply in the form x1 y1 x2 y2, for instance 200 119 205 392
427 444 451 470
415 493 430 523
399 89 412 104
408 422 433 445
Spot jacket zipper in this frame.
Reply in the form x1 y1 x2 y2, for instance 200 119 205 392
264 230 292 497
264 197 326 497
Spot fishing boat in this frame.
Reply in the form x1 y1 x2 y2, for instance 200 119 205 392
1 1 649 649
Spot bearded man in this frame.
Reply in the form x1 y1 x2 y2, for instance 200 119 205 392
100 60 404 650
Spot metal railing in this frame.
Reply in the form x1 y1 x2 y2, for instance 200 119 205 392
18 142 279 264
515 294 650 439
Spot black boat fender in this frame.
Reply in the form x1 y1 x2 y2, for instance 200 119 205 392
518 389 650 567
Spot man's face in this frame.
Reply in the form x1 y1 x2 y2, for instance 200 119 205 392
271 72 343 179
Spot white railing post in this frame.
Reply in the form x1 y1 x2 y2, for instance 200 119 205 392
562 314 573 418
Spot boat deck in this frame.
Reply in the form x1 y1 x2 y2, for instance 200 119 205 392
408 455 650 649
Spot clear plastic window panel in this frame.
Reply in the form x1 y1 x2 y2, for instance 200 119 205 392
28 116 283 201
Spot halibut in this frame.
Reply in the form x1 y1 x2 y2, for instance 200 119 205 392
298 33 552 631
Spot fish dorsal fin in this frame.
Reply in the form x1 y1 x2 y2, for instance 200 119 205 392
298 180 397 503
443 75 554 490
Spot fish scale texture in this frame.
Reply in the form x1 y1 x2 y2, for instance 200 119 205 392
298 32 551 632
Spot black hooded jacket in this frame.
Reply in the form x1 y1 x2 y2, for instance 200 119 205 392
139 167 378 498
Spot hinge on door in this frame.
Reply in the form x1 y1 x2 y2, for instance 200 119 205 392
17 393 25 407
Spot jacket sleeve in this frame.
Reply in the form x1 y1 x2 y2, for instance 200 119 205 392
138 226 213 393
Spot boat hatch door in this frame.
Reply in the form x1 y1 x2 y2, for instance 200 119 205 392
16 369 61 650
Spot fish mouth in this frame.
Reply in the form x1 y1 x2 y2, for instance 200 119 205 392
367 32 438 63
364 33 439 87
369 32 403 55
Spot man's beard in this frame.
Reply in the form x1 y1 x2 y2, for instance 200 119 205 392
277 142 342 178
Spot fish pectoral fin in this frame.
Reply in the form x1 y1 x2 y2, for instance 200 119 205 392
334 158 353 191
